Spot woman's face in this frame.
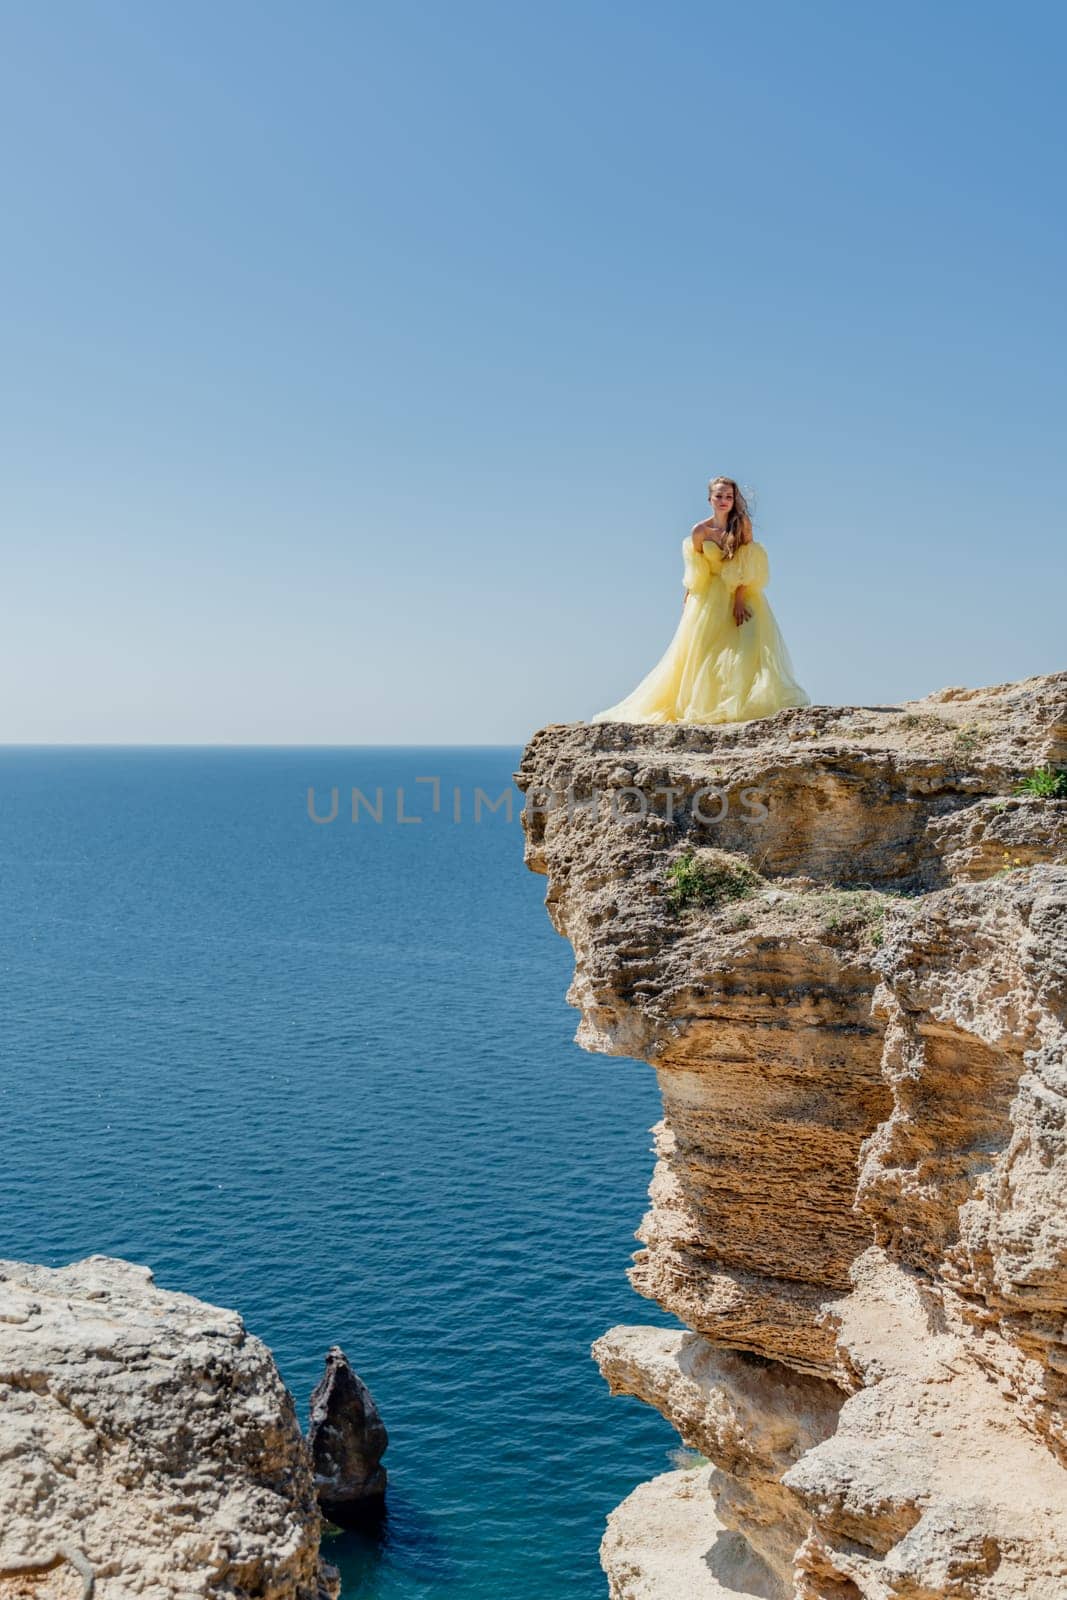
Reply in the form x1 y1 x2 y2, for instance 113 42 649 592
709 480 735 515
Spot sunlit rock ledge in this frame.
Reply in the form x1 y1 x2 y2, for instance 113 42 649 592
517 671 1067 1600
0 1255 338 1600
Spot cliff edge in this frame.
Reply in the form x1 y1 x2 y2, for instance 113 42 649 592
517 672 1067 1600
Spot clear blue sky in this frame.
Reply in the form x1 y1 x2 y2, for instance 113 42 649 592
2 0 1063 743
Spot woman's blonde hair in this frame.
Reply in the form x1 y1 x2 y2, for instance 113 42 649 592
707 477 753 560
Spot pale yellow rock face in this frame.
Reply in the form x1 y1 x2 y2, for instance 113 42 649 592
0 1255 327 1600
518 672 1067 1600
600 1465 785 1600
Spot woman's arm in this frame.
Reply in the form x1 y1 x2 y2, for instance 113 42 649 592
726 542 767 623
732 584 752 626
686 524 701 602
682 533 712 599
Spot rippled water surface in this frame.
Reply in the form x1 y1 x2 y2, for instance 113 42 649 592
0 747 681 1598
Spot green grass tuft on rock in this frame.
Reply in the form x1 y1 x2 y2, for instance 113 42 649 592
1013 765 1067 799
665 848 764 913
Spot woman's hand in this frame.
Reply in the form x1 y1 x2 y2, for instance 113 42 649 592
732 585 752 627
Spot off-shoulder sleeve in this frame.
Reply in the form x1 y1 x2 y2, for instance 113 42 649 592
724 540 769 593
682 535 712 595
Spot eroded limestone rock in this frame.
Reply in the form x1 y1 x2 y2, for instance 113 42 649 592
518 672 1067 1600
0 1255 330 1600
601 1464 786 1600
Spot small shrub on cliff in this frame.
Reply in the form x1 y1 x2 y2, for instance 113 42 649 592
665 848 763 913
1013 765 1067 799
816 889 895 949
951 723 985 759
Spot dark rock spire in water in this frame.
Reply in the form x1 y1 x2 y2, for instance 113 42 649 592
307 1346 388 1530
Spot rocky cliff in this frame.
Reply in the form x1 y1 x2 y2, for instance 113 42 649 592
517 672 1067 1600
0 1256 337 1600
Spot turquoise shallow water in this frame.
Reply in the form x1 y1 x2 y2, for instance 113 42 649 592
0 747 681 1598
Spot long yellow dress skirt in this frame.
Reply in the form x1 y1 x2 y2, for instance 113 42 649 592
590 536 810 725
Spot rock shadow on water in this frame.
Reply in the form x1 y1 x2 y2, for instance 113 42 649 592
323 1486 464 1593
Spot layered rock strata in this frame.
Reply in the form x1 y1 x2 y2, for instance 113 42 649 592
517 672 1067 1600
0 1255 337 1600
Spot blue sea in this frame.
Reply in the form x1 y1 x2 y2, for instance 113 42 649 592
0 747 681 1598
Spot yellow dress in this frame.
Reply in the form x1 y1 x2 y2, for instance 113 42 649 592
590 535 810 725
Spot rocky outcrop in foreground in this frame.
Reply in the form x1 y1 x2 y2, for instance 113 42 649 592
0 1255 338 1600
518 672 1067 1600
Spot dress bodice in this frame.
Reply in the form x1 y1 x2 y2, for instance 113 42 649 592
681 535 769 596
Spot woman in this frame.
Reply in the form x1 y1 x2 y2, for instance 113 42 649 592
589 476 810 725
